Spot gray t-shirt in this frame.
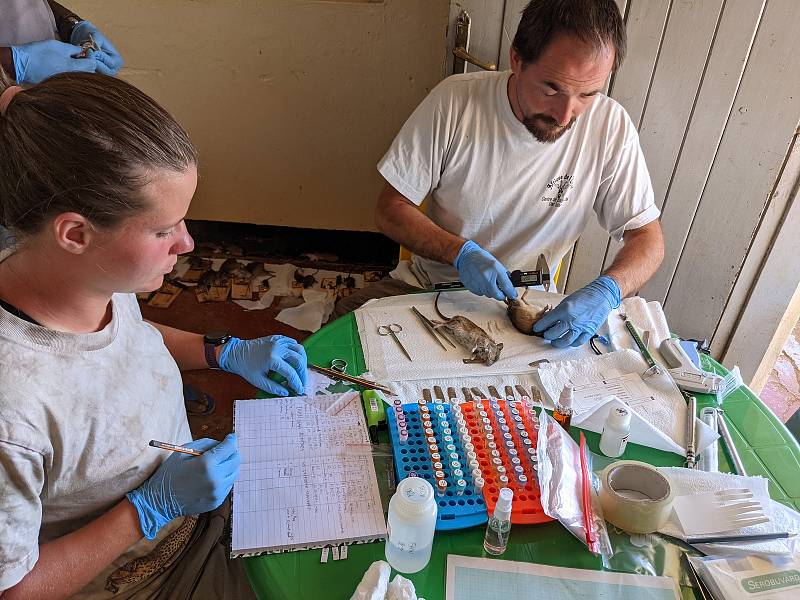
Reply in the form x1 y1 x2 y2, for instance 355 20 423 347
0 288 192 591
0 0 58 46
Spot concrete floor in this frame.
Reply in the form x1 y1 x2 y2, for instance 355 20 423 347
759 319 800 423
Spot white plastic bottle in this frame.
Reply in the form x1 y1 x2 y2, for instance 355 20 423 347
483 487 513 555
599 404 631 458
385 477 438 573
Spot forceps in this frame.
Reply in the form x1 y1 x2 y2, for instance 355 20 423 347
377 323 412 361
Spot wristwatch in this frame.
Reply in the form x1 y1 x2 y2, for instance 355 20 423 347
57 14 82 43
204 332 232 369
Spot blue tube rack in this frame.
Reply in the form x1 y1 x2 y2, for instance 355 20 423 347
387 402 488 530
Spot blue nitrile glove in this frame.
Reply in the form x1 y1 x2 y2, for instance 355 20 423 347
532 275 621 348
10 39 103 84
70 20 124 74
219 335 308 397
126 434 240 540
453 240 518 301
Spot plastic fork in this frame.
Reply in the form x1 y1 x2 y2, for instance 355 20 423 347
673 488 769 535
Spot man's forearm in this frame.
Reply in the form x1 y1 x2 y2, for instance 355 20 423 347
375 181 465 266
603 220 664 297
4 500 142 600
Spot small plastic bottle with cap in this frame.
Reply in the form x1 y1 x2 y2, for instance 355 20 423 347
599 404 631 458
554 385 573 432
385 477 438 573
483 487 513 555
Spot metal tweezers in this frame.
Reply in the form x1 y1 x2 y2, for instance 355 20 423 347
410 306 456 350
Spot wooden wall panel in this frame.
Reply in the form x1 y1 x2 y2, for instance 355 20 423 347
664 0 800 339
641 0 766 302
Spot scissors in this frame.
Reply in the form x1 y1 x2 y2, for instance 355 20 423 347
377 323 412 361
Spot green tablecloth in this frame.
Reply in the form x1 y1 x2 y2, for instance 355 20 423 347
243 312 800 599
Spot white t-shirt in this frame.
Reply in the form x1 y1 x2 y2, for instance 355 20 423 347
378 70 659 287
0 286 191 593
0 0 57 46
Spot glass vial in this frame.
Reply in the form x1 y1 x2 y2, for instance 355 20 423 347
483 487 513 555
554 385 573 432
599 404 631 458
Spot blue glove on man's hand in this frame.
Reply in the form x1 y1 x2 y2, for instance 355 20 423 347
127 434 240 540
71 20 124 75
219 336 308 397
454 240 518 301
11 39 108 84
532 275 621 348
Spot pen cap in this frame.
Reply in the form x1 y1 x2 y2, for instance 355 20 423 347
493 487 514 520
558 385 573 410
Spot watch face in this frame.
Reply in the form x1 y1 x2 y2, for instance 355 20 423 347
205 332 231 345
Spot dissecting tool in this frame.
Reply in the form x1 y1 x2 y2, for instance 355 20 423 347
684 393 697 468
377 323 412 361
308 364 394 395
411 306 452 350
716 409 747 476
659 338 722 394
620 313 661 378
432 254 551 293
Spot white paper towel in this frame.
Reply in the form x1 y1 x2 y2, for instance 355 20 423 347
355 290 592 382
374 371 543 405
657 467 800 557
536 350 717 455
607 297 672 363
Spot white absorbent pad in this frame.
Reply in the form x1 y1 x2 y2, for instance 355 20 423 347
355 290 592 382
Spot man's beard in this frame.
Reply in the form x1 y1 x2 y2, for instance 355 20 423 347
522 113 576 143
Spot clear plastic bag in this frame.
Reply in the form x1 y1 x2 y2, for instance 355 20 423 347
536 408 613 559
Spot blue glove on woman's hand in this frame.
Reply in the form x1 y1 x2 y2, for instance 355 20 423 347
219 336 308 397
532 275 621 348
70 20 124 74
127 434 240 540
454 240 518 301
11 39 103 84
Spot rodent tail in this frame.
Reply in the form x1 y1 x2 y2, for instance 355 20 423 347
434 291 448 320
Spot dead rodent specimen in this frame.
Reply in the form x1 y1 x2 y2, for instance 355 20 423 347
432 292 503 366
506 289 552 335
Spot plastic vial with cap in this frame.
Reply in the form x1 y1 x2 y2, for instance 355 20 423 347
483 487 513 555
599 405 631 458
385 477 438 573
554 386 574 432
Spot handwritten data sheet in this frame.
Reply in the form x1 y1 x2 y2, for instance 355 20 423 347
231 393 386 556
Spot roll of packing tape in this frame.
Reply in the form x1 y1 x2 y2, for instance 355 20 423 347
599 460 674 534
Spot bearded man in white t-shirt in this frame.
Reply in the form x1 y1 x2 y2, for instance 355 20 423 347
335 0 664 349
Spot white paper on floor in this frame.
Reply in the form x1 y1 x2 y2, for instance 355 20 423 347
355 290 594 382
276 288 336 332
536 349 717 456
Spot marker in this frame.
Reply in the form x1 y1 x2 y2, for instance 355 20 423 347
148 439 202 456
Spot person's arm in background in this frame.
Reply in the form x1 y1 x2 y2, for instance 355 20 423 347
0 2 124 84
375 181 517 301
146 321 308 397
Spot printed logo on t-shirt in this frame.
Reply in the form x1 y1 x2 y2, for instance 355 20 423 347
541 174 574 208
